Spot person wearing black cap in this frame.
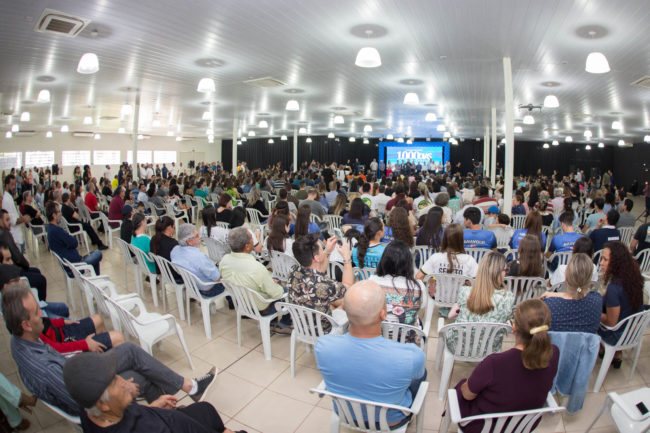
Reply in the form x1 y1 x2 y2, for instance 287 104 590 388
63 352 243 432
2 283 217 418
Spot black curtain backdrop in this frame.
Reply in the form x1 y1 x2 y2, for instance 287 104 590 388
222 136 648 189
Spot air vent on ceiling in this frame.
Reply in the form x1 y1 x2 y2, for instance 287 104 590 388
14 131 36 137
35 9 90 37
72 131 94 137
243 77 286 88
631 76 650 89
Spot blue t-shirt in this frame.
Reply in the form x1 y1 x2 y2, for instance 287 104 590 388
509 229 546 250
315 334 425 424
585 212 604 230
548 232 583 253
544 291 602 333
463 229 497 249
511 205 526 215
599 279 642 344
352 243 387 268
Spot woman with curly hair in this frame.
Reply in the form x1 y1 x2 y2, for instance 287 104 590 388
387 206 414 247
599 241 645 367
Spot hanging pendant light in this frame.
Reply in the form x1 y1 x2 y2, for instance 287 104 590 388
202 111 212 121
306 137 312 143
436 124 446 132
565 136 573 142
45 130 53 138
20 112 30 122
121 104 133 117
175 136 182 141
197 78 215 93
583 130 593 139
349 137 356 142
118 127 126 134
585 52 610 74
280 135 288 141
513 126 523 133
396 137 404 143
94 133 101 140
543 95 559 108
443 131 451 138
523 115 534 125
258 120 268 128
644 135 650 143
327 132 335 139
611 120 622 130
248 130 255 137
617 139 625 146
5 131 12 138
386 134 394 140
60 125 69 132
11 124 19 132
363 125 372 133
403 92 419 105
425 113 437 122
37 89 51 103
355 47 381 68
585 144 592 150
77 53 99 74
83 116 93 125
542 143 550 149
598 142 605 148
552 140 559 146
285 100 299 111
334 115 344 124
241 137 247 142
298 127 307 134
268 138 274 144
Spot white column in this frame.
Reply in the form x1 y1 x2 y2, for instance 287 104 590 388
491 107 497 186
484 126 489 178
503 58 515 217
293 126 298 172
231 118 238 175
132 92 140 179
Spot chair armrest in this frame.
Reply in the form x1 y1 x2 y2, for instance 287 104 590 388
437 316 445 334
409 382 429 414
609 392 650 421
70 263 97 276
118 296 148 314
599 320 626 332
135 313 178 327
546 392 560 409
309 381 327 398
446 389 463 424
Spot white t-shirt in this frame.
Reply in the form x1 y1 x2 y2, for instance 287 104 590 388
2 191 23 245
549 263 599 286
420 252 478 277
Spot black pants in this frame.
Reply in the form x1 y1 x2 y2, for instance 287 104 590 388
70 221 103 246
177 402 226 432
22 267 47 301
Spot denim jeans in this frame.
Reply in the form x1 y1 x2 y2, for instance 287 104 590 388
42 302 70 319
200 282 225 298
82 249 103 275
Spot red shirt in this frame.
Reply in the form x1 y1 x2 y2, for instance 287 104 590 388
84 191 98 212
40 318 89 353
385 193 411 212
108 195 125 226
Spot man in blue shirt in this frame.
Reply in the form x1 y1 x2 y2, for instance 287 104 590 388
45 202 102 275
511 193 526 215
589 209 621 253
315 280 426 427
462 207 497 250
583 197 605 234
545 210 584 271
171 224 224 297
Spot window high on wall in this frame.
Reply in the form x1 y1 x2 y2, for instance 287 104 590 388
25 151 54 167
153 151 177 164
126 151 153 164
62 150 91 166
0 152 22 170
93 150 121 165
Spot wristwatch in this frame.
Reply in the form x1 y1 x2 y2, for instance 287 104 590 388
342 259 352 264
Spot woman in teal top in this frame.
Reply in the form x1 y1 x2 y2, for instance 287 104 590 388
131 213 156 273
352 217 387 268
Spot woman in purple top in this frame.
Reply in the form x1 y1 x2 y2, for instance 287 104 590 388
454 299 559 433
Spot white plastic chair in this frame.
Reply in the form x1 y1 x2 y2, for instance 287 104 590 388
411 246 436 271
276 302 346 376
51 251 95 312
503 276 547 306
174 265 228 339
353 267 376 281
42 400 81 429
592 309 650 392
204 237 231 265
585 387 650 433
222 280 284 360
327 261 344 281
548 251 572 267
246 207 265 229
270 250 299 283
151 254 187 321
309 213 323 225
323 215 342 231
78 275 139 334
164 202 186 232
435 321 512 400
504 248 518 262
183 194 198 223
465 248 491 263
97 212 122 249
115 238 140 292
65 257 118 316
29 223 48 254
511 215 526 229
636 249 650 300
593 249 604 274
493 229 512 249
381 321 427 353
620 227 635 246
310 380 429 433
421 274 474 340
60 216 90 254
77 203 102 232
128 244 162 309
441 390 564 433
103 291 195 369
215 221 231 230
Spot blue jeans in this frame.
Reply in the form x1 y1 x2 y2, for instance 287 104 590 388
83 250 103 275
42 302 70 319
200 282 225 298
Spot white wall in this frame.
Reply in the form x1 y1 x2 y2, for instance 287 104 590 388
0 133 222 183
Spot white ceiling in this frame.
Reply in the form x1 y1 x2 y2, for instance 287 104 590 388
1 0 649 145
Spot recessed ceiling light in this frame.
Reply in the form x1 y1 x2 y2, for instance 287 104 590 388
334 115 344 124
363 125 372 132
248 131 255 137
237 140 242 145
152 119 161 127
425 113 437 122
194 58 225 68
121 104 133 117
396 137 404 143
77 53 99 74
258 120 268 128
584 130 593 139
137 134 144 140
436 124 446 132
45 130 52 138
37 89 51 103
285 100 299 111
20 112 30 122
349 137 356 142
202 111 212 121
83 116 92 125
644 135 650 143
268 138 274 144
523 115 534 125
241 137 247 142
403 92 419 105
197 78 215 93
60 125 69 132
284 88 305 94
175 136 182 141
166 131 174 136
585 144 592 150
552 140 559 146
443 131 451 138
5 131 12 138
585 52 610 74
617 139 625 146
94 133 101 140
514 126 523 133
541 81 561 87
386 134 394 140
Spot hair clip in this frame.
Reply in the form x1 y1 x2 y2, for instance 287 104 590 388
529 325 548 335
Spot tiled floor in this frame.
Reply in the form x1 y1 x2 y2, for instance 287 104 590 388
2 199 649 433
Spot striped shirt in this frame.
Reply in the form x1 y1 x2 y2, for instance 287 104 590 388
11 336 80 416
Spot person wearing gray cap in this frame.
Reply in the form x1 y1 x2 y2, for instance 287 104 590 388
2 283 217 418
63 351 244 433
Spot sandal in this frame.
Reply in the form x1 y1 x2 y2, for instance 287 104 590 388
612 358 622 369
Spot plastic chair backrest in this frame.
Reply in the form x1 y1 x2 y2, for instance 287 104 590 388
327 261 344 281
276 302 339 344
426 273 474 307
353 267 376 281
247 208 263 225
593 249 603 273
439 321 512 361
381 321 426 351
222 280 264 320
215 221 231 229
151 254 182 288
324 215 342 230
466 248 491 263
115 238 137 265
610 309 650 349
78 275 111 318
103 291 140 339
549 251 572 266
503 276 546 305
411 246 436 271
493 229 512 249
636 249 650 274
309 213 322 224
174 265 207 301
42 400 81 425
205 237 231 264
51 251 74 279
620 227 635 245
504 249 518 262
129 244 155 275
511 215 526 229
270 251 299 281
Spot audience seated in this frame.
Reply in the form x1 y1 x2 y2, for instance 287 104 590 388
582 197 605 234
215 193 233 224
298 188 325 219
108 187 127 228
462 207 496 250
294 204 319 238
2 175 29 253
171 224 224 297
588 209 621 252
119 204 134 243
453 299 559 433
415 206 444 249
1 283 216 417
351 217 386 268
315 280 426 428
0 263 68 319
266 215 294 258
507 235 544 277
541 253 602 333
510 211 546 251
387 206 415 248
46 201 103 275
130 213 156 273
341 197 369 227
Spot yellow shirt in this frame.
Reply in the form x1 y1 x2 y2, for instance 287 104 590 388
111 178 118 188
219 252 284 310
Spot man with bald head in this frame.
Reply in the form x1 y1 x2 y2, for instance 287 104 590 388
314 280 426 428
